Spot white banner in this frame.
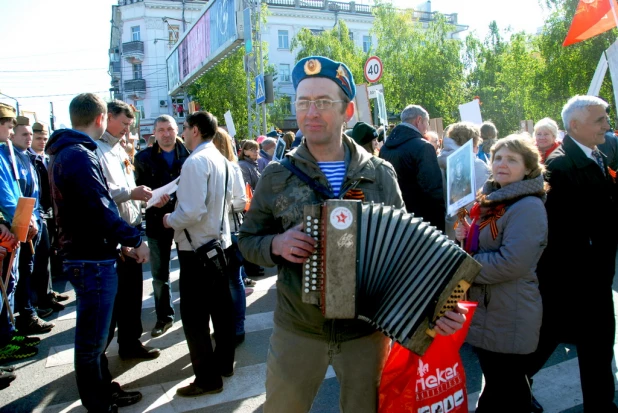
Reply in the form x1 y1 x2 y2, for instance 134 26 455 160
606 41 618 105
588 52 608 96
458 100 483 125
224 110 236 137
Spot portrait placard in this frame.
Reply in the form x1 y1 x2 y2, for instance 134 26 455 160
446 140 476 217
273 138 286 162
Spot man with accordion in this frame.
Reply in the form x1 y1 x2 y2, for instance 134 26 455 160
238 56 467 413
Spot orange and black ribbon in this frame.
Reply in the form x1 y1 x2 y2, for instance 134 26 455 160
478 205 506 240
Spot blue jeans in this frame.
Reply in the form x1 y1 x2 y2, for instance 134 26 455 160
0 248 19 346
226 238 245 336
149 236 175 323
66 259 117 413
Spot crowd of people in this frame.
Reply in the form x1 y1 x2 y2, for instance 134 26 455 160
0 54 616 413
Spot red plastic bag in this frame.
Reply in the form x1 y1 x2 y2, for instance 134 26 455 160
379 302 477 413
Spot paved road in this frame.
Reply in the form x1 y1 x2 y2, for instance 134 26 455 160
1 244 618 413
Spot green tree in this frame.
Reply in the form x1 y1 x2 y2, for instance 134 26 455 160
371 2 467 125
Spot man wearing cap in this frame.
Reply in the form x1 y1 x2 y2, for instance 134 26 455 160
28 121 69 314
349 121 380 155
95 100 160 361
380 104 446 232
238 56 467 412
0 103 41 364
10 116 56 335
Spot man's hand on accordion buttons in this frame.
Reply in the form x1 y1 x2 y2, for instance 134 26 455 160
433 304 468 336
272 223 317 264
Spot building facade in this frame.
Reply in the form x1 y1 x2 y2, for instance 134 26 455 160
109 0 207 137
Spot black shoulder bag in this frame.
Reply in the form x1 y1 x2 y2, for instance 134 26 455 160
183 163 229 276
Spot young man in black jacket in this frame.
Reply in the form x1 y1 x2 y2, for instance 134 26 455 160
47 93 149 413
134 114 190 337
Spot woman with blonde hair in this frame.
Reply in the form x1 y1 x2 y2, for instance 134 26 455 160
533 117 560 163
213 128 249 344
455 134 548 413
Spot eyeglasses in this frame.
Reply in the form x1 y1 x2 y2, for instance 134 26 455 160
295 99 345 111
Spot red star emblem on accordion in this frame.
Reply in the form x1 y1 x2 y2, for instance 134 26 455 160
337 212 348 223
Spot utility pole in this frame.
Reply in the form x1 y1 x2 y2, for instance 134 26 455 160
245 0 263 139
49 102 55 131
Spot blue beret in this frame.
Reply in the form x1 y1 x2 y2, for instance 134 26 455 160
292 56 356 100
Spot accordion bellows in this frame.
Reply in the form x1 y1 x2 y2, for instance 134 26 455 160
302 200 481 355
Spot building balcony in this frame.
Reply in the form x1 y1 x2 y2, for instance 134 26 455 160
122 41 144 63
124 78 146 100
109 61 121 79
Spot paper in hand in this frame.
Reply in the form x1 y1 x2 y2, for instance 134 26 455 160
147 178 179 209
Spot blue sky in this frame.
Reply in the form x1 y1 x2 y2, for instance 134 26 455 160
0 0 547 128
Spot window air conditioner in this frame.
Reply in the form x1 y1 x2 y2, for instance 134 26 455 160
159 100 168 107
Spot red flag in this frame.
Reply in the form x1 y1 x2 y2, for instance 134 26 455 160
564 0 618 46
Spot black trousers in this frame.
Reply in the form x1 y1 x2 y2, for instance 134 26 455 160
178 249 235 388
527 287 617 412
107 254 144 349
474 348 531 413
32 219 52 305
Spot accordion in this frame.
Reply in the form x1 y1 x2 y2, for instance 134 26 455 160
302 200 481 355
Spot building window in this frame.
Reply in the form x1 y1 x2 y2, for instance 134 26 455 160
363 35 372 53
281 95 292 115
168 25 180 46
132 63 142 79
172 98 185 118
278 30 289 49
279 64 291 82
131 26 141 41
310 29 324 35
136 104 145 119
349 32 354 41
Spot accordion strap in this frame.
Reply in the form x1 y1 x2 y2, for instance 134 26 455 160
280 158 335 200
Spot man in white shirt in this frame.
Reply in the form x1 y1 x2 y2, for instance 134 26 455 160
163 111 236 397
96 100 160 361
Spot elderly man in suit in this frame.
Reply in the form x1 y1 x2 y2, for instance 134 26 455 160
527 96 618 412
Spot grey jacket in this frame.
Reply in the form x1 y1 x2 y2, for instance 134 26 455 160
466 176 548 354
238 135 404 341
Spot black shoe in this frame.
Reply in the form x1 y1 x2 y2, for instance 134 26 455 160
0 343 38 363
0 369 16 389
176 382 223 397
51 291 69 302
151 320 173 338
235 333 245 347
16 316 55 335
10 335 41 347
40 297 65 312
36 307 53 318
118 344 161 360
0 366 15 372
221 369 234 378
531 393 544 413
110 382 142 407
242 277 257 287
107 404 118 413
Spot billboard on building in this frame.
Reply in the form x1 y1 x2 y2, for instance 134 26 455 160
167 0 244 96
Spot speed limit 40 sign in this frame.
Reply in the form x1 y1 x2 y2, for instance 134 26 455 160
364 56 383 83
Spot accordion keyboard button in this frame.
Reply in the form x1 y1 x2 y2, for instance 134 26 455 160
305 288 309 293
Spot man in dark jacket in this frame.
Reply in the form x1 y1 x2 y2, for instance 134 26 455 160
28 121 69 314
134 114 190 337
527 96 618 412
46 93 149 413
380 105 445 231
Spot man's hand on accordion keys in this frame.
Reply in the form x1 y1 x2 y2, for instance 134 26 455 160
432 304 468 336
271 223 317 264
